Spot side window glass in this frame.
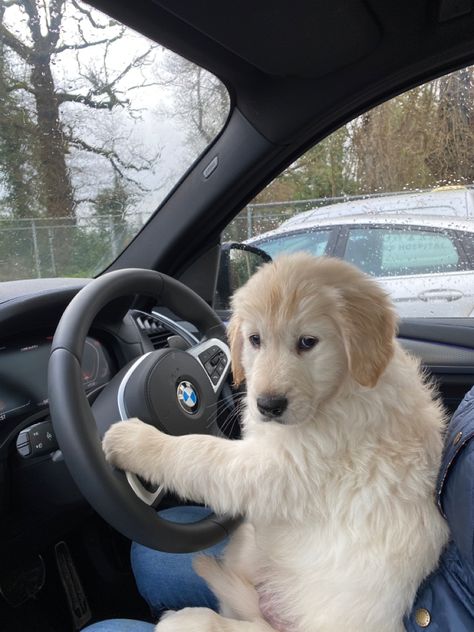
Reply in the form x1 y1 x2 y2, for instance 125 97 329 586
344 229 382 276
254 229 332 259
380 230 460 275
345 227 462 277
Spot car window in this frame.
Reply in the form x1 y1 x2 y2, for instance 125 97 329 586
0 0 229 280
254 229 332 259
222 63 474 317
344 227 464 277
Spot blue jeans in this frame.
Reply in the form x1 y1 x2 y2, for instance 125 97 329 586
83 506 227 631
83 621 155 632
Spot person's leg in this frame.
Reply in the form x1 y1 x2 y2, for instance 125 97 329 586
83 620 155 632
131 506 228 618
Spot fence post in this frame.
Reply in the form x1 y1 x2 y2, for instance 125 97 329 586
246 206 253 239
48 228 56 276
31 220 41 278
108 215 118 258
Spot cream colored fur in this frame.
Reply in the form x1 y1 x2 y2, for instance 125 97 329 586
103 253 449 632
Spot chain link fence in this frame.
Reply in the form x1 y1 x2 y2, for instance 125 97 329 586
0 213 146 281
0 191 450 280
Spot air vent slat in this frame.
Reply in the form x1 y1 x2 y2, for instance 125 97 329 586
134 312 174 350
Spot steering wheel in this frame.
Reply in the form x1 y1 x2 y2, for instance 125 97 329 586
48 268 241 553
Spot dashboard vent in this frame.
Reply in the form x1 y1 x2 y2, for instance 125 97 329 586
134 313 174 350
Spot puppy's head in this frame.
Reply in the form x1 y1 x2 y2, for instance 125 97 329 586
227 253 397 426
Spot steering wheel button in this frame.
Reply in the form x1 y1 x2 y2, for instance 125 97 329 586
16 432 32 458
199 349 212 363
210 371 220 384
17 443 32 457
204 360 215 375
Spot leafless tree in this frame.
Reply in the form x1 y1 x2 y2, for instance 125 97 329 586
0 0 158 218
155 53 229 157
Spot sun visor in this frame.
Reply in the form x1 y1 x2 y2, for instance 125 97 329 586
154 0 381 78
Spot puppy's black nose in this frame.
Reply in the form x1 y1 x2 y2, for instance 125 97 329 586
257 395 288 418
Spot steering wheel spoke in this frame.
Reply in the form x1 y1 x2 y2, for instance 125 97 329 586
125 472 164 507
186 337 231 394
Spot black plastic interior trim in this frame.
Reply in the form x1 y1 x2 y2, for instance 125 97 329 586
399 319 474 349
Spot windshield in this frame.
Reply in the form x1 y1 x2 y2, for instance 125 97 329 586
0 0 229 280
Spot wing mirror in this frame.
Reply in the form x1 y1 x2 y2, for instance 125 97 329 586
214 242 272 311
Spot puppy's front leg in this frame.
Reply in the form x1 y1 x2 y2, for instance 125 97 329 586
102 419 282 517
102 418 165 477
156 608 277 632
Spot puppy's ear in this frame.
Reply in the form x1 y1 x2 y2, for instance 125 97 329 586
338 279 397 388
227 314 245 386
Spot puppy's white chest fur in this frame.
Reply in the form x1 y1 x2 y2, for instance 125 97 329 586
249 522 408 631
212 367 449 632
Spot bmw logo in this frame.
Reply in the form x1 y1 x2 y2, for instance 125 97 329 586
177 381 199 414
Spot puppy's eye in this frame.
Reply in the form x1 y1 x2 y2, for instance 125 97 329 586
249 334 261 348
297 336 319 351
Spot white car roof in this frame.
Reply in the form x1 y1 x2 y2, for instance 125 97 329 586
248 212 474 244
279 188 474 228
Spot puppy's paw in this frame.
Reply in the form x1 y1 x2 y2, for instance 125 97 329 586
102 418 157 472
155 607 220 631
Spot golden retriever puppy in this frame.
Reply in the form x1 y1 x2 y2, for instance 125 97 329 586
103 253 449 632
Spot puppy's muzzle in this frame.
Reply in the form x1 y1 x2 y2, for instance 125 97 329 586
257 395 288 420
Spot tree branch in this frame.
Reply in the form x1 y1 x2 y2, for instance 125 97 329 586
21 0 43 46
65 133 153 191
70 0 108 29
54 35 115 54
101 45 155 93
71 44 155 115
0 22 32 61
48 0 65 47
5 80 35 95
56 90 126 109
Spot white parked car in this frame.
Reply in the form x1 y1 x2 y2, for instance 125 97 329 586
248 212 474 317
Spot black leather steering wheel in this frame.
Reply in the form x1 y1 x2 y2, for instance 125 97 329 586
48 268 241 552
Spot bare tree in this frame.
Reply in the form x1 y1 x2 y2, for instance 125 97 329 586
348 67 474 194
0 0 158 219
155 53 229 157
0 2 40 217
426 68 474 184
